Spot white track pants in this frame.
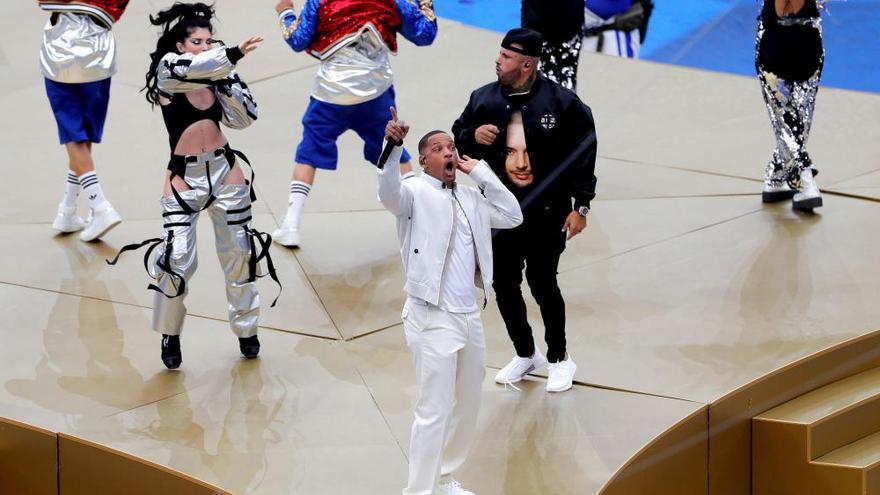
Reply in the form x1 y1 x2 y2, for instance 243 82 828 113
402 297 485 495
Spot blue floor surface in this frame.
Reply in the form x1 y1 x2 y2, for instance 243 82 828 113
435 0 879 93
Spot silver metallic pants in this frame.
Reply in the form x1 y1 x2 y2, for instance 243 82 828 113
151 148 260 337
756 21 824 189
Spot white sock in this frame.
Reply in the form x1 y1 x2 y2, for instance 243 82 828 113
62 171 80 208
284 180 310 229
78 171 108 209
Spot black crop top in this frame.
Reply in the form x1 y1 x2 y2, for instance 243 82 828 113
758 0 823 82
160 92 223 152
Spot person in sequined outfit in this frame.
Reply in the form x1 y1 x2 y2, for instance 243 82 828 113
521 0 585 91
271 0 437 248
38 0 129 241
756 0 824 210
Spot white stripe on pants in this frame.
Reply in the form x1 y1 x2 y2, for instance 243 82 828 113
583 7 641 59
402 297 485 495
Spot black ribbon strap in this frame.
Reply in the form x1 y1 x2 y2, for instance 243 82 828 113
230 148 258 202
106 237 163 265
105 234 187 299
147 232 187 299
244 226 282 307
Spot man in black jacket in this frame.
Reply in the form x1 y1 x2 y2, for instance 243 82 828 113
452 28 597 393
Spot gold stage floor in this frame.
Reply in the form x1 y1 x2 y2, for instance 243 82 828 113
2 2 880 493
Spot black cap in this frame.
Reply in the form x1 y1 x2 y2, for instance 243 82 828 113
501 28 543 57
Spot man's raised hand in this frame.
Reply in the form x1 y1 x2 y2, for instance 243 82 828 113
457 154 479 174
385 107 409 144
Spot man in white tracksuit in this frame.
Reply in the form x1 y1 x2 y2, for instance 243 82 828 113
378 109 523 495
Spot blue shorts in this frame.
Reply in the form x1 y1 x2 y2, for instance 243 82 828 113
44 77 111 144
295 86 412 170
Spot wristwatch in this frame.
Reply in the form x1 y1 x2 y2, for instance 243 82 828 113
576 206 590 218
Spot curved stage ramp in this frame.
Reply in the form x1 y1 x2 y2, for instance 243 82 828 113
2 2 880 494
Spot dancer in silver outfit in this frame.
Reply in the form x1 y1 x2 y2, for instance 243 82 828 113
109 3 277 369
756 0 825 210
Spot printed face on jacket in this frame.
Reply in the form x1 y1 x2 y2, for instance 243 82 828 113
505 112 533 188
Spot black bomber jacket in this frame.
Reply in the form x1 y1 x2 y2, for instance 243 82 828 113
452 76 598 217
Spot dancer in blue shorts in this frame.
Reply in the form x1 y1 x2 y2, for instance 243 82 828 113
39 0 129 241
271 0 437 247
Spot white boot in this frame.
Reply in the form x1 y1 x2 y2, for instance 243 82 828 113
792 168 822 211
52 204 85 233
762 161 795 203
272 223 300 247
79 203 122 241
762 180 795 203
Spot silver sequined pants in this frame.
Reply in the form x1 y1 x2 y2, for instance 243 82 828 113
151 148 260 337
539 32 583 91
756 20 824 189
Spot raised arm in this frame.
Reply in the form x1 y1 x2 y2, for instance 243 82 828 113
216 70 259 129
377 109 414 217
396 0 438 46
157 46 241 93
276 0 320 53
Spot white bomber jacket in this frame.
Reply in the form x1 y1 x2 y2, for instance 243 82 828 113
378 146 523 307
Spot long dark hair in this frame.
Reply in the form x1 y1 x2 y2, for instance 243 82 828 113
143 2 215 106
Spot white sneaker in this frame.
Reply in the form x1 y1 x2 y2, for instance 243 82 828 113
436 479 476 495
546 357 577 393
494 351 548 385
792 168 822 211
272 225 300 247
79 203 122 242
52 204 85 233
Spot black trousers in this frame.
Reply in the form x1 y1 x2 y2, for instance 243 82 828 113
492 218 567 363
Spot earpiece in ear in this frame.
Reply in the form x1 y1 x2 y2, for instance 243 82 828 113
524 62 530 68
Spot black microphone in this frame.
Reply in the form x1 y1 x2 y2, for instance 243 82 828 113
377 120 406 169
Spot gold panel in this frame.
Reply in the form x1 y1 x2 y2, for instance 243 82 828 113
598 407 708 495
0 417 57 495
59 433 228 495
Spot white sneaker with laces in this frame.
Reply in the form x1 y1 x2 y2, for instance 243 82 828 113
79 203 122 241
272 225 300 247
546 356 577 393
494 351 548 385
436 479 476 495
52 204 85 233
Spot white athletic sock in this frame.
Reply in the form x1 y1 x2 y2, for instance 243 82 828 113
62 171 80 207
78 171 108 209
284 180 311 229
